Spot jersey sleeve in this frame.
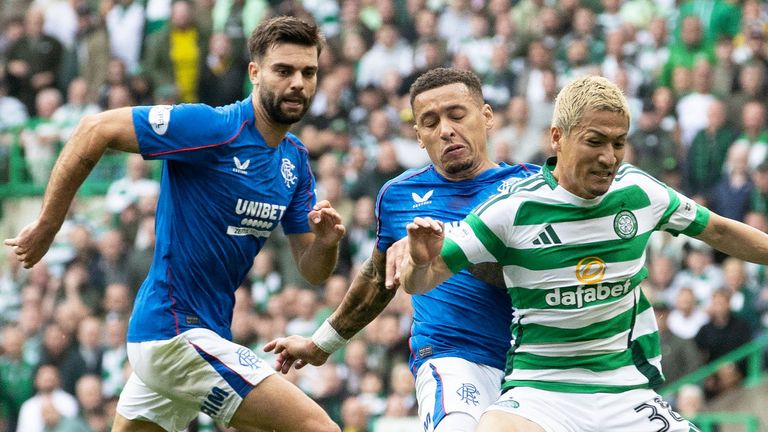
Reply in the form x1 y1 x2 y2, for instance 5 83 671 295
657 186 710 237
133 103 240 162
280 149 317 235
440 195 512 274
374 182 398 252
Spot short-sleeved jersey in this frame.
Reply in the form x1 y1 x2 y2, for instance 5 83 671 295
441 158 710 393
376 162 539 373
128 98 316 343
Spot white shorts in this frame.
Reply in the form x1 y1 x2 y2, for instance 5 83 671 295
487 387 698 432
116 328 274 431
415 357 505 432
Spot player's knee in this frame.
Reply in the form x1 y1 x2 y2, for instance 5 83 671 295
434 412 478 432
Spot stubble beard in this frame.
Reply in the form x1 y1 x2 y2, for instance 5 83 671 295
260 87 310 125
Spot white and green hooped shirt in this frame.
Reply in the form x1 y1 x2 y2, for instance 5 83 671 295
440 158 710 394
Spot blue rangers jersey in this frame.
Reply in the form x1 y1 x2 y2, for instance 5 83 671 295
128 98 316 342
376 162 539 373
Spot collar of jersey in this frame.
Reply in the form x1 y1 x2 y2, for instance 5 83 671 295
542 157 559 190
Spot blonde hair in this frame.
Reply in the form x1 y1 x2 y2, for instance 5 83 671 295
552 75 630 136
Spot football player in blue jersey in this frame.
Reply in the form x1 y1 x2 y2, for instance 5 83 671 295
6 16 344 432
264 67 539 432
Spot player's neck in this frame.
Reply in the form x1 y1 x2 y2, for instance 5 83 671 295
440 159 498 181
252 101 292 148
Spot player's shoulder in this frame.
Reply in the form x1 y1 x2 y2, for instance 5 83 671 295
138 98 250 140
283 132 309 154
375 165 435 207
614 163 666 188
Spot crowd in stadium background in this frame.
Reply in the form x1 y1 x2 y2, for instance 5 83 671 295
0 0 767 430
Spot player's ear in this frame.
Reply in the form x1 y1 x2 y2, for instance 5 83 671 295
248 62 259 87
551 126 562 153
483 104 494 130
415 125 425 148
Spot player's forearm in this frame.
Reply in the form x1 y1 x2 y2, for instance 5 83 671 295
37 115 111 231
298 241 339 285
401 255 452 294
328 254 395 339
698 212 768 264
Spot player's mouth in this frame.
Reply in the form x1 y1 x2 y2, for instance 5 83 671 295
443 144 466 158
281 98 305 109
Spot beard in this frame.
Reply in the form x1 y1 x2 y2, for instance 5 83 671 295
259 87 311 125
443 158 474 175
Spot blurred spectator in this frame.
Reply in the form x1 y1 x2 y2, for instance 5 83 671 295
750 161 768 219
143 0 210 102
96 58 129 110
0 326 36 431
651 86 679 135
94 229 130 287
438 0 473 54
655 304 703 384
339 339 370 396
5 7 63 115
69 4 110 103
668 287 709 340
676 0 741 43
51 77 100 141
104 0 145 74
42 0 78 63
684 99 735 198
56 316 103 395
676 61 717 148
636 17 670 82
629 103 677 179
711 37 736 97
100 317 127 399
19 87 63 184
285 289 319 337
709 142 753 221
727 63 766 129
390 110 429 170
356 24 413 88
210 0 268 58
644 255 678 303
0 79 29 132
669 245 724 305
660 16 715 88
490 96 541 164
198 32 248 107
720 257 762 328
481 43 516 110
340 396 370 432
675 384 706 420
694 289 754 366
733 101 768 170
247 247 282 313
104 154 160 216
349 141 403 200
456 13 495 75
16 364 78 432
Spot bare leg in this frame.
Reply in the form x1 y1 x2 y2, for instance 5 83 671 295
228 374 340 432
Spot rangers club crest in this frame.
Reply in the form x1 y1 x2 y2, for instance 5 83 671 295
281 158 297 188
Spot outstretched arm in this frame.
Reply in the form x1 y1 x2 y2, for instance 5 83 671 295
389 217 454 294
288 200 346 285
696 212 768 264
264 247 395 373
5 108 138 268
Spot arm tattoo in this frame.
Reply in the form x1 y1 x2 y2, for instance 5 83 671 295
329 254 396 339
467 262 506 289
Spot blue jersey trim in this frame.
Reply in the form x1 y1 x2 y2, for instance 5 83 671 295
430 363 447 429
191 343 255 399
167 265 180 336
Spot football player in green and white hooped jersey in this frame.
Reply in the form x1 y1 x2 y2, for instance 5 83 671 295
389 75 768 432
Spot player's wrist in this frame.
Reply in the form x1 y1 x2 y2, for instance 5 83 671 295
311 319 349 354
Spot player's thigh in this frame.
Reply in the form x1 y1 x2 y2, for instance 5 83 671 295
415 357 504 432
229 373 340 432
126 329 276 429
477 410 547 432
604 389 695 432
116 371 199 431
433 412 478 432
112 413 167 432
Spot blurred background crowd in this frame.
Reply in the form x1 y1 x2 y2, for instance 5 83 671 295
1 0 768 430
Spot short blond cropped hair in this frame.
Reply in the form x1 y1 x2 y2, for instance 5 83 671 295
552 75 630 136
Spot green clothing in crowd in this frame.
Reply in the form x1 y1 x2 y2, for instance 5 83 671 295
685 126 738 195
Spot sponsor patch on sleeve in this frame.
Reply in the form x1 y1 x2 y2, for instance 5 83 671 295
148 105 173 135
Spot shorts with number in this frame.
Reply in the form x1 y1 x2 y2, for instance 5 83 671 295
487 387 698 432
415 357 505 432
116 328 275 431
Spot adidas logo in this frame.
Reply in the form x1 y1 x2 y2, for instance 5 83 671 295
532 225 561 245
412 190 434 208
233 156 250 174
